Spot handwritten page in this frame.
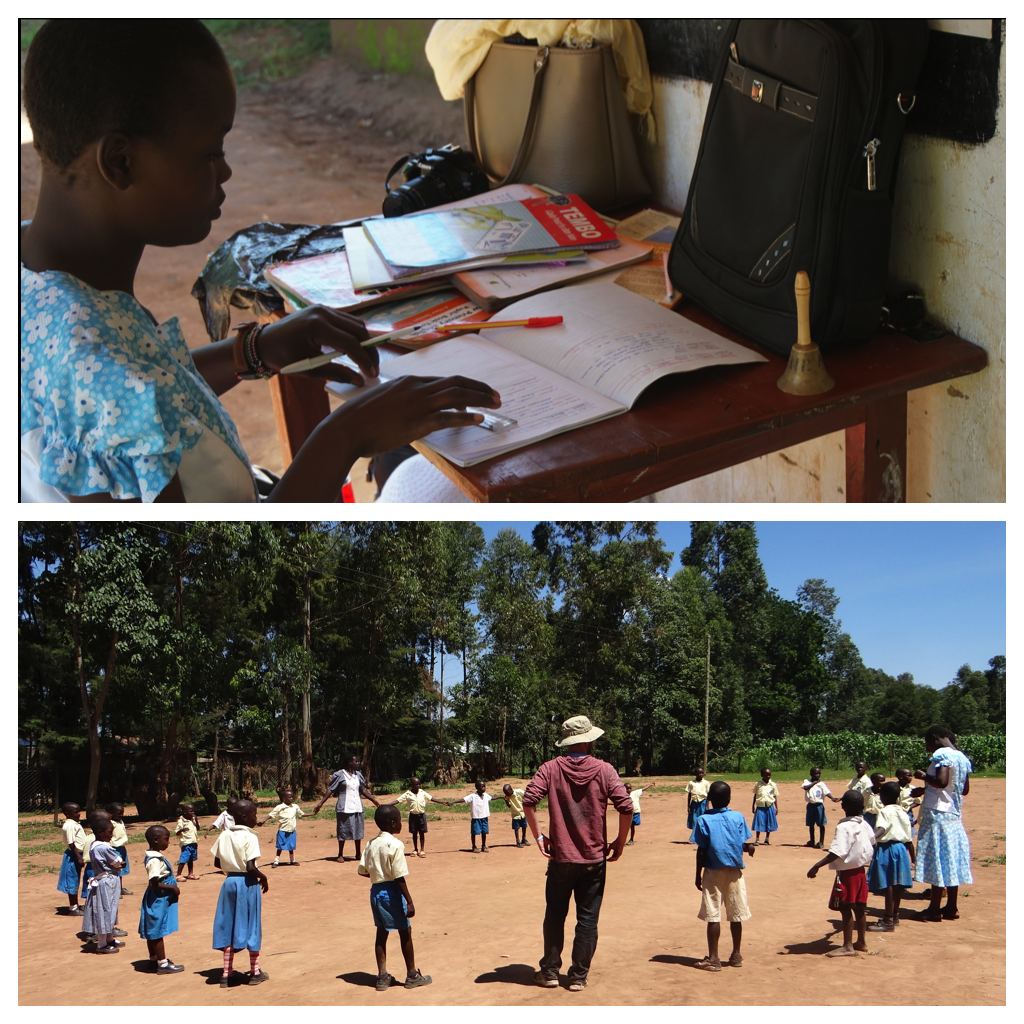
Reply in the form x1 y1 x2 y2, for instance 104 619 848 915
479 276 766 408
363 335 624 466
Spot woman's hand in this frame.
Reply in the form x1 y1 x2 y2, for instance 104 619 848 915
257 305 379 384
337 374 502 458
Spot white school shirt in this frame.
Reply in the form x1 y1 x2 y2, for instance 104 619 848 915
803 781 831 804
629 788 645 813
686 779 711 802
846 774 873 794
827 815 876 870
341 770 364 813
463 792 492 818
753 779 780 807
210 810 235 831
211 825 261 873
266 803 305 832
144 851 173 882
62 818 86 852
110 820 128 848
874 804 913 845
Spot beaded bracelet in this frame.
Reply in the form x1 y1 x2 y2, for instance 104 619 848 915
232 321 276 381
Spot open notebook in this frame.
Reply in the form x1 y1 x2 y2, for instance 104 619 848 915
326 277 766 467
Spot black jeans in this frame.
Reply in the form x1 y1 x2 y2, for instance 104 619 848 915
539 860 606 982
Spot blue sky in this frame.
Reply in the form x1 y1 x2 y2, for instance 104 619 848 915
475 521 1005 689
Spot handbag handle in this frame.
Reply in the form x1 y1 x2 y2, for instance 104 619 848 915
466 45 550 187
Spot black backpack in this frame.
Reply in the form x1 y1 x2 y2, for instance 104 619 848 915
668 19 930 355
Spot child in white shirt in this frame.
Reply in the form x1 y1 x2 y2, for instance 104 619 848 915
801 767 841 849
460 779 492 853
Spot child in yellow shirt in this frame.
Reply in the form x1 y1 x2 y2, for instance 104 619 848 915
175 803 200 881
258 788 306 867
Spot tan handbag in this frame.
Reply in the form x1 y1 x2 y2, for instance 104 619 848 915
464 42 650 212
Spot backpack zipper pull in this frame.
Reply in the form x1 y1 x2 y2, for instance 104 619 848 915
862 138 881 191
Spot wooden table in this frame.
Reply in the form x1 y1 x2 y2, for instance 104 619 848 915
270 299 985 503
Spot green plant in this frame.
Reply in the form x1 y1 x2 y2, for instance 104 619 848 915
980 854 1006 866
19 862 57 876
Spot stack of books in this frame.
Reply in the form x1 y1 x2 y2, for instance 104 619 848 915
264 184 656 345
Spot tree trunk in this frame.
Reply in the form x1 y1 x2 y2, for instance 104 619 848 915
155 710 181 811
279 689 290 790
212 724 220 793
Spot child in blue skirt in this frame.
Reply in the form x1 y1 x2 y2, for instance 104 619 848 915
751 768 780 845
81 813 125 954
358 804 432 991
258 788 306 867
108 802 132 897
57 802 86 916
211 799 269 987
866 781 914 931
624 780 656 845
175 803 200 881
139 825 184 974
685 770 711 842
801 767 840 848
895 768 922 838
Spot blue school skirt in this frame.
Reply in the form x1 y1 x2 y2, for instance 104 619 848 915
57 850 80 894
370 881 409 931
80 862 95 896
868 841 913 893
139 885 179 940
805 803 827 828
117 847 130 875
212 874 262 951
752 805 778 833
275 829 297 852
686 799 707 830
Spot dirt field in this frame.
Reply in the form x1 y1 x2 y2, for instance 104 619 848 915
18 777 1005 1005
20 56 466 498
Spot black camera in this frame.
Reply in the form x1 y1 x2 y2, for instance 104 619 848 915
382 144 490 218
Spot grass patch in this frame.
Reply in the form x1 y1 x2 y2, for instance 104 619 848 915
981 855 1006 867
202 19 331 89
19 862 57 876
19 840 67 858
18 822 61 841
993 834 1006 841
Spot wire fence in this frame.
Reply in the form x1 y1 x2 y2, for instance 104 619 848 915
18 767 55 813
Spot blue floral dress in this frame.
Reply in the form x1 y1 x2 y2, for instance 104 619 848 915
913 747 973 887
20 263 256 501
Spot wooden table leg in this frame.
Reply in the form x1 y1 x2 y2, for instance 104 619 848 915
268 374 331 468
845 393 908 503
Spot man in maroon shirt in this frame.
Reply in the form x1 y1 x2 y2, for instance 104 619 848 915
522 715 633 992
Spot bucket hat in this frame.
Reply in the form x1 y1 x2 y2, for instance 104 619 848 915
555 715 604 747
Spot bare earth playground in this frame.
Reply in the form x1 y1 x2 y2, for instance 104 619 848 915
18 775 1004 1005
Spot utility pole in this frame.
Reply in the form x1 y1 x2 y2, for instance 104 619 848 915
703 633 711 774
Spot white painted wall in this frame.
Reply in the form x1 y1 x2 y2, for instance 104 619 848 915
639 25 1005 503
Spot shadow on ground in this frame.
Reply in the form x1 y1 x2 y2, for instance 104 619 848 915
474 963 538 985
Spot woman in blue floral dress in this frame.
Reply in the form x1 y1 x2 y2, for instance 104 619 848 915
912 725 972 921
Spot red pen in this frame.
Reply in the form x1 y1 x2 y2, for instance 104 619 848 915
437 316 564 332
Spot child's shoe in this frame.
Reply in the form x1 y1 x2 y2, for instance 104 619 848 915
375 973 398 991
112 927 127 937
248 970 270 986
157 960 184 975
68 906 85 916
866 921 895 931
405 970 432 989
568 978 587 992
219 973 233 988
535 971 558 988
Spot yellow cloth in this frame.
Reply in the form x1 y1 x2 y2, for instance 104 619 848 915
506 789 525 817
900 783 922 811
211 825 261 873
629 788 644 813
110 821 128 848
863 789 884 817
396 790 432 815
175 816 198 846
686 779 711 802
62 819 85 852
358 830 409 884
753 779 780 808
874 804 913 845
425 19 656 139
81 830 95 863
847 775 873 794
144 851 172 882
266 803 305 832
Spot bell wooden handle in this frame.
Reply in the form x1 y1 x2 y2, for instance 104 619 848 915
795 271 812 349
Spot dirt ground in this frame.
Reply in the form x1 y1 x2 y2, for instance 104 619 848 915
18 777 1005 1006
19 57 466 500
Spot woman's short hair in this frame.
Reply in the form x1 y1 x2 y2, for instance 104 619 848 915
24 19 227 171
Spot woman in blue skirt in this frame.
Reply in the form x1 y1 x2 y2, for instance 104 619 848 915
913 726 973 921
751 767 780 845
139 825 184 974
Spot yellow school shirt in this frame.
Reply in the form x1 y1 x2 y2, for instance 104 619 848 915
753 779 780 807
358 830 409 884
176 816 199 845
506 789 525 817
863 789 884 817
396 790 432 815
266 803 305 832
111 820 128 848
874 803 912 844
899 783 922 812
686 780 710 802
144 850 172 882
211 825 261 873
62 819 86 852
847 774 873 794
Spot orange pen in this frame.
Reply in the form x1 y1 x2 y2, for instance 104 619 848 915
437 316 564 332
